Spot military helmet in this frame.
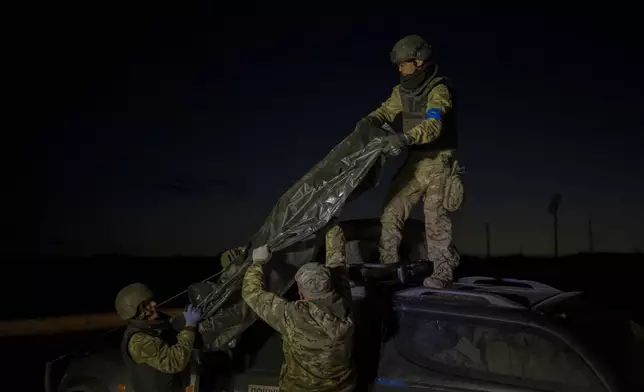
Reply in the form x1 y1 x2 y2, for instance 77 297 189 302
390 35 432 65
295 263 333 300
115 283 154 320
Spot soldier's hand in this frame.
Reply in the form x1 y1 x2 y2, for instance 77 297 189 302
183 304 202 326
382 134 409 157
252 245 272 264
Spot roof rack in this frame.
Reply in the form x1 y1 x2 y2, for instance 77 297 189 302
396 287 526 309
531 291 584 313
457 276 560 292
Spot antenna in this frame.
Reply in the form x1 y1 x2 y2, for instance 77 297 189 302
548 194 562 258
485 222 491 258
587 215 595 253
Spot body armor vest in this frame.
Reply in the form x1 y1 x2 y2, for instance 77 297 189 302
120 318 185 392
400 76 458 156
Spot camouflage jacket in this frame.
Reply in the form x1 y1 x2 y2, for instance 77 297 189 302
127 324 196 374
242 225 356 392
368 82 453 147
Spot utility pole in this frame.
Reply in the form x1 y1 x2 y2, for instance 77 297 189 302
548 194 562 258
485 222 491 258
587 216 595 253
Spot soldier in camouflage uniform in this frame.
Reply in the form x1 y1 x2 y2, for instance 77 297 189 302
362 35 462 288
242 224 355 392
115 283 201 392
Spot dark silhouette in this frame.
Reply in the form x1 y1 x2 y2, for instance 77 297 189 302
588 216 595 253
485 222 491 258
548 194 562 258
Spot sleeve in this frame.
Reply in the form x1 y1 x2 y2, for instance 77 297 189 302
404 83 453 145
128 329 195 373
366 86 403 125
241 261 289 334
325 224 352 303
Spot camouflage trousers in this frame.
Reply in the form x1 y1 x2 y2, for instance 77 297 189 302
325 223 346 266
379 152 460 287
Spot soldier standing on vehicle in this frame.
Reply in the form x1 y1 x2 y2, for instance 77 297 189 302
242 224 356 392
360 35 464 289
115 283 202 392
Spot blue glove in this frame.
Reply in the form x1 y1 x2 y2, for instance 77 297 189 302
183 304 202 325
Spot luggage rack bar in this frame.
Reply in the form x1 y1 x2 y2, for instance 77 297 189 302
359 263 399 269
531 291 584 313
457 276 560 292
396 287 526 309
358 262 428 285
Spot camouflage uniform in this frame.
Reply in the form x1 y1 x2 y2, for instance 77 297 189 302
116 283 196 392
368 35 461 288
220 246 245 269
242 224 355 392
125 322 195 373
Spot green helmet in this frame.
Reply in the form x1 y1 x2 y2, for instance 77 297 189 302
390 35 432 65
115 283 153 320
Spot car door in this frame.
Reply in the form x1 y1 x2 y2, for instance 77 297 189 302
226 323 283 392
373 306 612 392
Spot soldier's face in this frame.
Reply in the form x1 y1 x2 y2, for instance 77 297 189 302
398 60 424 76
142 300 158 320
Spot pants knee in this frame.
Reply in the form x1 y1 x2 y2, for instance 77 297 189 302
381 209 401 228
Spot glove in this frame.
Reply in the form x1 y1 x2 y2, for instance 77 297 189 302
183 304 202 326
252 245 272 264
382 133 409 157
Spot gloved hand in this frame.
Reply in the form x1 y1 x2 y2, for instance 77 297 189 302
252 245 272 264
382 133 410 157
183 304 202 326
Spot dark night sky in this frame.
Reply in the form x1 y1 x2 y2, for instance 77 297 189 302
10 5 644 257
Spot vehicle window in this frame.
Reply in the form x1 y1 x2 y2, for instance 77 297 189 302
395 311 606 392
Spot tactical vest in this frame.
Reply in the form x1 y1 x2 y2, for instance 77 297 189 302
120 318 185 392
400 77 458 156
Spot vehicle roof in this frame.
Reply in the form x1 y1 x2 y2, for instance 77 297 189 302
394 276 583 312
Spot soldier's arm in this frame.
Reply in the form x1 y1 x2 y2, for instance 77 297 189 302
241 261 289 334
127 328 195 373
325 224 352 303
404 83 452 145
366 86 402 125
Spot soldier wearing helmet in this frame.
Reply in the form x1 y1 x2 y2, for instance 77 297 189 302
115 283 202 392
361 34 462 289
241 224 355 392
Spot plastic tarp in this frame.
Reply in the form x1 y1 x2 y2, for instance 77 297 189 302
188 122 392 351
